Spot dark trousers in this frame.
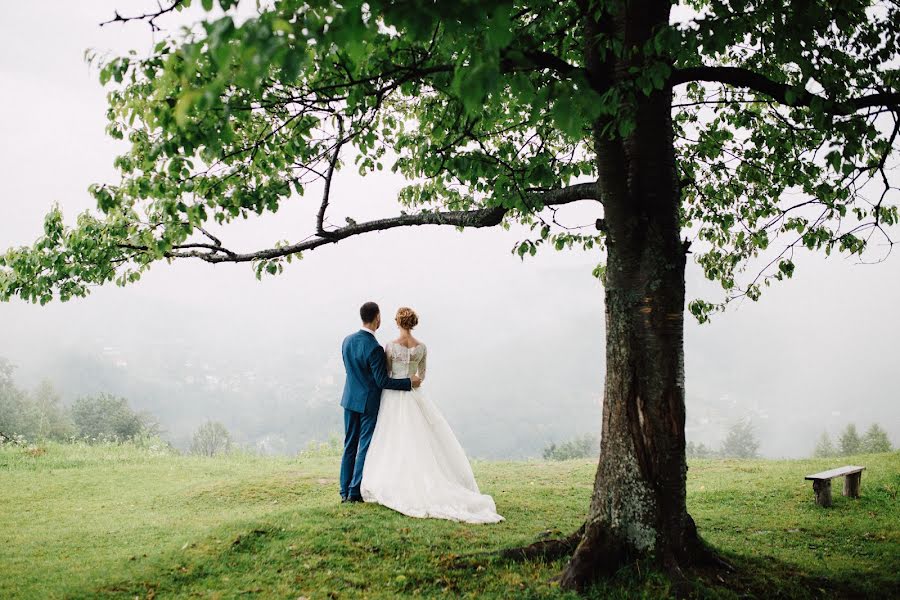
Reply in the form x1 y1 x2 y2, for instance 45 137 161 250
339 408 378 499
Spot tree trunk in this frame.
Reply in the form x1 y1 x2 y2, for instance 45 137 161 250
559 0 706 590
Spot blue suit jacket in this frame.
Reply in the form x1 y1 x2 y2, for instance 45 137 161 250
340 329 412 415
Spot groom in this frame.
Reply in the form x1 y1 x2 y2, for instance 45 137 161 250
339 301 421 502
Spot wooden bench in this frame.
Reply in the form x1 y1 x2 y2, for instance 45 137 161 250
805 465 865 507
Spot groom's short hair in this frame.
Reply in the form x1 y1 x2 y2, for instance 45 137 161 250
360 301 380 324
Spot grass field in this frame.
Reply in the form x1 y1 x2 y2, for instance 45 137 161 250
1 442 897 599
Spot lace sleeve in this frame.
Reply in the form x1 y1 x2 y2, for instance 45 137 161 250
418 345 427 380
384 343 393 376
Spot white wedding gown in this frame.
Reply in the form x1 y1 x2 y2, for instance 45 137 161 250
361 342 504 524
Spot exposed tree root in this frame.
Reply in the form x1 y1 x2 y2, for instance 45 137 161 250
682 514 734 572
447 518 733 597
557 521 625 592
688 540 734 572
554 517 733 595
444 524 585 570
662 554 694 598
498 524 586 563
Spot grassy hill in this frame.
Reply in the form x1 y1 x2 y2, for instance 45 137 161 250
0 442 897 599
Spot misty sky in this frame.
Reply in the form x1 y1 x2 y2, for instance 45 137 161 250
1 1 897 458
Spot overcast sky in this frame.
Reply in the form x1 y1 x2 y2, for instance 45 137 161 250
1 1 897 458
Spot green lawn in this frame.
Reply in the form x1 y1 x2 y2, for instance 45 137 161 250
1 442 897 599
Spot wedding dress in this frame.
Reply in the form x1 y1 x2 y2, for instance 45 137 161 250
361 342 504 524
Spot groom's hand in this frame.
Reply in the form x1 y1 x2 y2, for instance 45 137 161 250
411 375 422 388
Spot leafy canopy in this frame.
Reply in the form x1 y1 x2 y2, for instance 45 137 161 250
1 0 897 322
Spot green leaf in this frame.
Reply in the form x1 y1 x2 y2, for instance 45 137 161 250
551 94 583 139
452 58 499 115
174 90 201 127
617 118 636 138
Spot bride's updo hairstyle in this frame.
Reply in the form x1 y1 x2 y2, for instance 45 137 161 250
395 307 419 330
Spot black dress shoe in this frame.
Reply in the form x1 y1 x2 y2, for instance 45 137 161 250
340 497 349 503
346 496 364 503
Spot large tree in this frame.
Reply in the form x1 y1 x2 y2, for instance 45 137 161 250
1 0 898 590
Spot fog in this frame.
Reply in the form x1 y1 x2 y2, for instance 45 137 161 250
1 2 897 459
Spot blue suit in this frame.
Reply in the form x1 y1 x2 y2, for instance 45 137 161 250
339 329 411 499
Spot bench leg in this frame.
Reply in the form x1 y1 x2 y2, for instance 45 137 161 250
813 479 832 507
843 472 862 498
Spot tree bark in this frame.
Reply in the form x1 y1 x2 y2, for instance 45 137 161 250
559 0 705 590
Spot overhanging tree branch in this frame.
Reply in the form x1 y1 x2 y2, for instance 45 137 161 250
155 181 602 264
99 0 185 30
501 49 583 78
672 67 900 115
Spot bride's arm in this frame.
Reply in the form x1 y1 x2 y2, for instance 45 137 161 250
417 347 427 381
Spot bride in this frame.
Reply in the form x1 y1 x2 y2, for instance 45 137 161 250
361 307 504 524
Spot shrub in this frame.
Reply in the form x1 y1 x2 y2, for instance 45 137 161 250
543 434 598 461
0 371 73 442
0 359 39 440
31 380 74 441
0 431 28 447
191 421 232 457
721 419 760 459
71 393 155 442
687 441 715 459
299 433 343 458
